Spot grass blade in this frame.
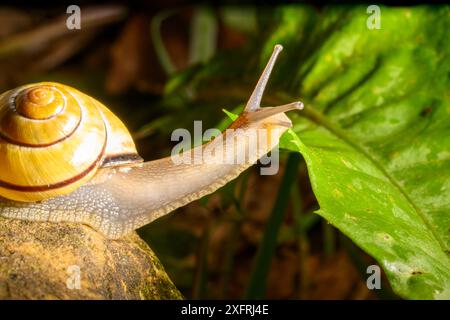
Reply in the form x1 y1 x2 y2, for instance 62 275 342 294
245 152 301 299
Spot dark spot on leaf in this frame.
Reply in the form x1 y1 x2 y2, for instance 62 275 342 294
411 270 423 275
420 107 432 117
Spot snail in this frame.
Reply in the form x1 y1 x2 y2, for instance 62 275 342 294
0 44 303 239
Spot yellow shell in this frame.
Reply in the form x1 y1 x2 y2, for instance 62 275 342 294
0 82 141 202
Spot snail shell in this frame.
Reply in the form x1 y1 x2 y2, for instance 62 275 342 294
0 82 142 202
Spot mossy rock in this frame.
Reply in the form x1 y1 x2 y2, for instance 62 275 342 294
0 216 183 299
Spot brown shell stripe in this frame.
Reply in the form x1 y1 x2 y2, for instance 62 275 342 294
0 115 82 148
0 136 107 192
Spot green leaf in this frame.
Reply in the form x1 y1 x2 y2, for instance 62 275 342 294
221 108 239 121
219 6 258 35
189 7 218 65
269 5 450 299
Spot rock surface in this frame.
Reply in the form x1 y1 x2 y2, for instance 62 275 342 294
0 217 182 299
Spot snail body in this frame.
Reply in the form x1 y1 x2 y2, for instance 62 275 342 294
0 45 303 238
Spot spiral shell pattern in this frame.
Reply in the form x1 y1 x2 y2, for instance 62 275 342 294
0 82 139 202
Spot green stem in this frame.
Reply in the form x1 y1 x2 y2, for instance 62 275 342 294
150 9 178 76
219 171 250 298
291 182 310 299
219 220 240 298
322 219 336 258
189 6 218 65
192 223 210 299
245 153 301 299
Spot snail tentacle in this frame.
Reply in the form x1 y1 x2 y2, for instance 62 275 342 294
245 44 283 111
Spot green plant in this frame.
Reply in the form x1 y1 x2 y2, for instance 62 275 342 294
161 5 450 299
